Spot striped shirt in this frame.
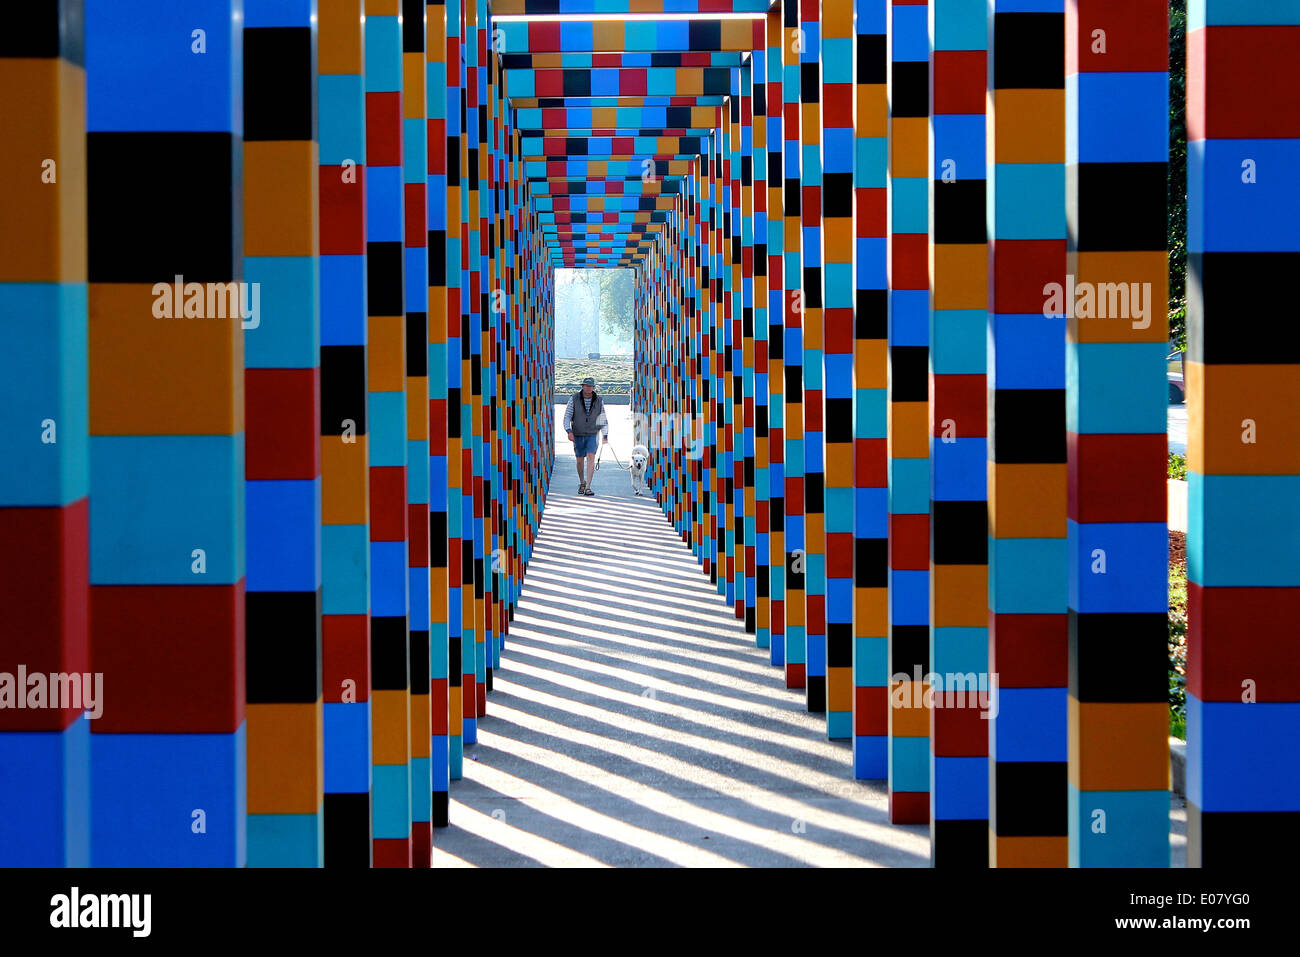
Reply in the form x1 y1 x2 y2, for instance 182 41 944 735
562 392 608 438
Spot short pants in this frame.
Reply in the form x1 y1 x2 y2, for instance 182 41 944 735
573 432 599 456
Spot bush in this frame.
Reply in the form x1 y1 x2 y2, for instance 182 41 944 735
1169 536 1188 740
1168 452 1187 481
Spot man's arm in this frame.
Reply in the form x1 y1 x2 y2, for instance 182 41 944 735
596 407 609 440
562 395 575 433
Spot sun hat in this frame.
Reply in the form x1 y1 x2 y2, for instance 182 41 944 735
581 376 596 386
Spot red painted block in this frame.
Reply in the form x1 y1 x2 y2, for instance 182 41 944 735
890 513 930 571
323 614 370 703
1068 0 1168 75
855 686 889 735
1187 26 1300 141
245 368 320 480
890 233 929 290
404 184 426 246
408 505 429 568
91 583 245 734
786 663 806 689
373 837 412 868
431 678 449 735
365 92 402 166
990 238 1065 315
369 466 408 542
856 438 888 488
0 501 88 732
825 307 855 354
932 373 986 438
890 790 929 825
412 823 432 868
856 187 887 238
932 698 989 757
990 612 1068 688
823 83 853 128
319 165 366 255
934 50 986 114
1187 584 1300 702
1067 431 1165 524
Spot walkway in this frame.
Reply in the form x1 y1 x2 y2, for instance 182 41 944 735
429 407 930 866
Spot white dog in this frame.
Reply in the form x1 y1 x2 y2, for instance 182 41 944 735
629 444 649 496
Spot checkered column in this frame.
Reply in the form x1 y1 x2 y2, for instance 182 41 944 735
1184 0 1300 865
0 0 90 867
85 0 246 866
243 0 324 868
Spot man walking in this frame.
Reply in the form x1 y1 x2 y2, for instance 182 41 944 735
564 376 608 496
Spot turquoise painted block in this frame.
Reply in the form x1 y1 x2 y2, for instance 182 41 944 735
934 0 989 51
992 163 1066 240
1068 784 1170 867
1187 474 1300 587
319 74 366 165
244 256 319 369
0 284 89 505
322 523 370 615
247 811 324 867
854 635 890 687
931 309 987 374
1067 342 1167 435
989 536 1069 613
890 735 931 792
932 626 988 677
1191 0 1300 29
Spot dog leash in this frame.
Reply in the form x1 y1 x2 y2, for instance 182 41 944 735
594 442 632 472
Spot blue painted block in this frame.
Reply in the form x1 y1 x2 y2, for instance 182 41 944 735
1069 73 1169 165
321 255 367 346
91 727 245 866
0 721 89 866
245 0 315 28
990 687 1067 761
323 701 372 794
934 755 989 819
87 0 241 133
1068 520 1167 613
1187 695 1300 811
932 437 987 500
854 735 888 780
990 313 1066 388
246 478 321 592
366 165 404 244
370 541 408 617
90 435 244 585
890 569 930 626
892 4 931 61
409 566 430 631
1188 139 1300 253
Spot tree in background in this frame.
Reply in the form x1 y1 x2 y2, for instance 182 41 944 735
554 268 634 356
1169 0 1187 350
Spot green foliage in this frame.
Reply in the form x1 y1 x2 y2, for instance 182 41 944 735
1169 555 1188 740
555 357 633 395
1168 451 1187 481
1169 0 1187 347
555 269 633 357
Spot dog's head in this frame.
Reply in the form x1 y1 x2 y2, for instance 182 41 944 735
631 444 649 471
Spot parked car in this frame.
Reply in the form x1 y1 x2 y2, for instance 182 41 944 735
1168 349 1185 404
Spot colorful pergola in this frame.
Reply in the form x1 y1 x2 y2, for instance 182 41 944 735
1 0 1296 869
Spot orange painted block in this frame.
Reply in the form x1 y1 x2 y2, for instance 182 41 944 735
890 117 929 179
371 689 411 766
321 435 369 525
0 59 87 283
828 667 853 712
932 244 987 310
365 0 400 17
1187 363 1300 475
992 90 1065 164
933 564 988 628
245 141 318 258
991 833 1068 868
805 513 824 547
721 19 753 52
889 401 930 460
410 692 431 759
858 84 888 137
368 315 406 389
402 56 425 118
1068 251 1169 344
855 339 888 389
824 217 853 257
889 681 930 737
1068 698 1170 792
988 462 1067 539
449 686 462 732
246 701 324 814
89 283 243 436
406 378 428 441
855 587 888 636
318 0 364 75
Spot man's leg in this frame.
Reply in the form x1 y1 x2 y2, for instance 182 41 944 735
584 452 597 493
576 451 586 488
